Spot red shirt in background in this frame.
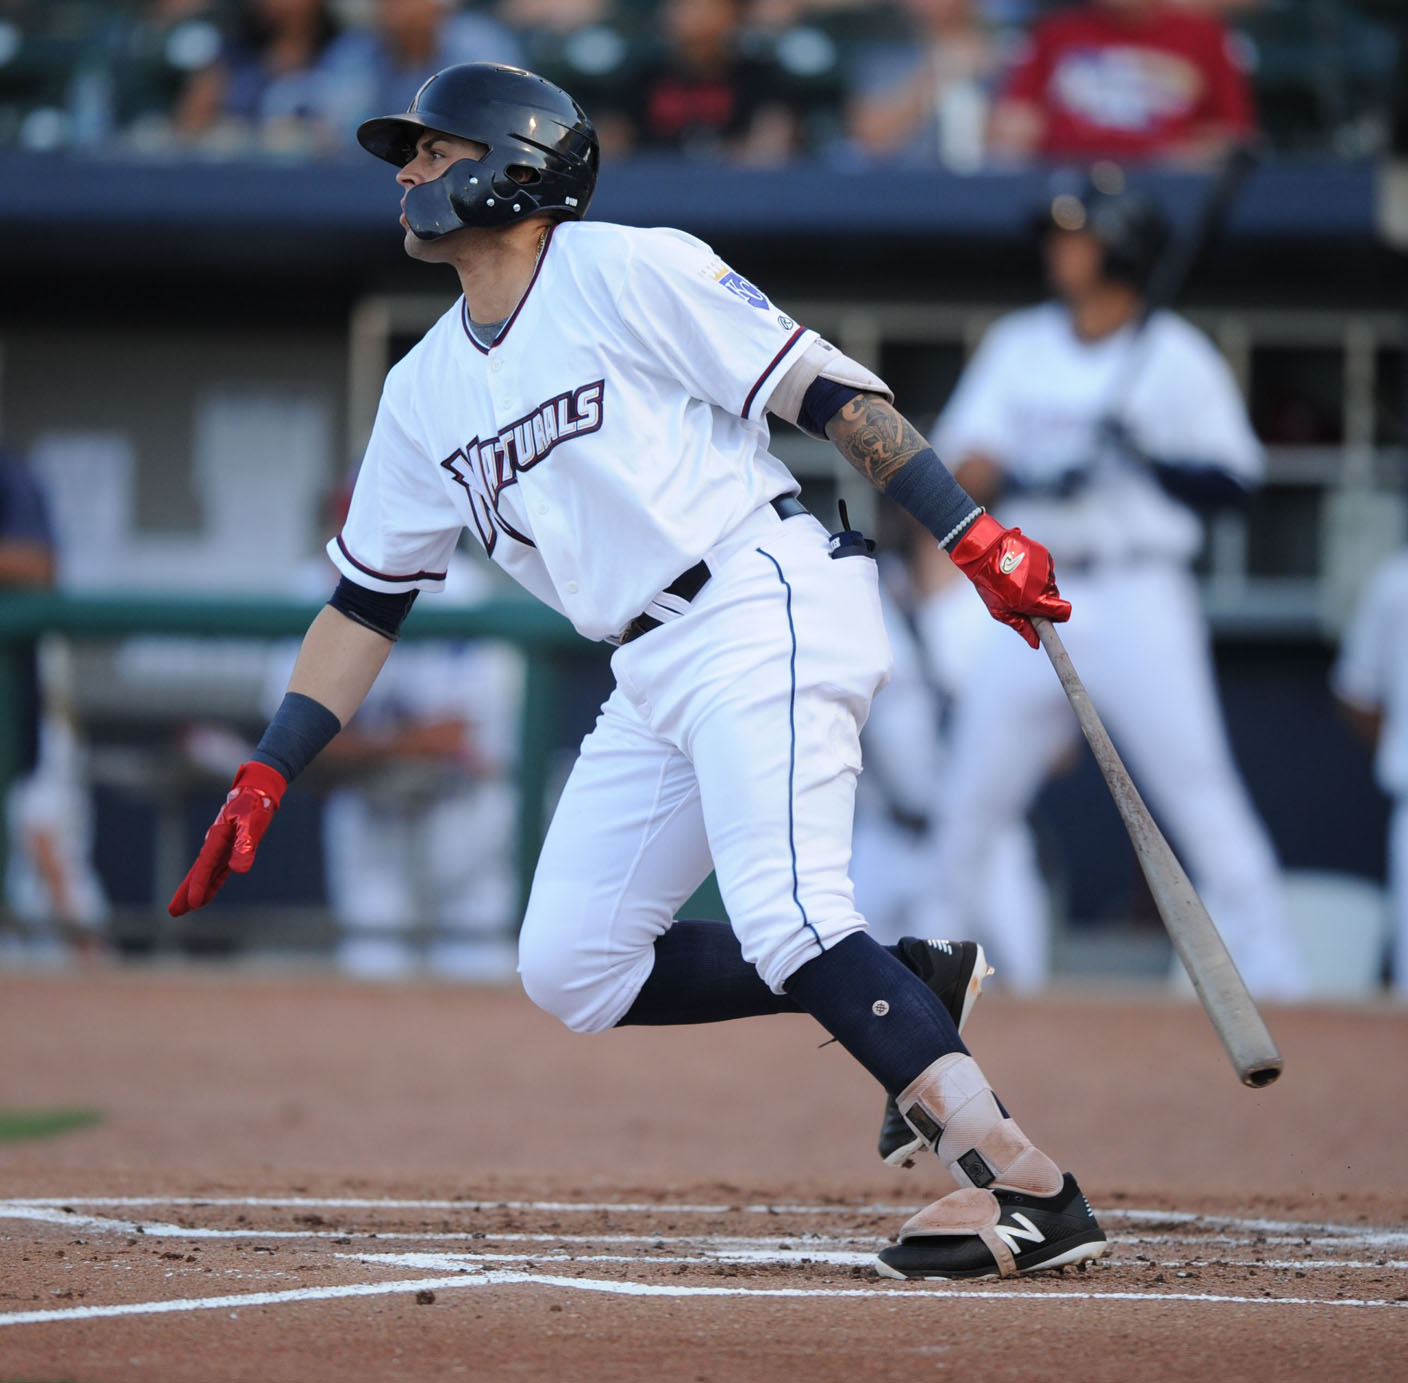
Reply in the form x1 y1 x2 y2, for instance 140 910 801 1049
1001 4 1255 160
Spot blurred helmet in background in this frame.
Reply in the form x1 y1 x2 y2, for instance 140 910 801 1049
1039 162 1169 290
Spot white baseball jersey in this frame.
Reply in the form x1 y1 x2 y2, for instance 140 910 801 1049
333 221 817 641
1333 552 1408 797
932 303 1263 565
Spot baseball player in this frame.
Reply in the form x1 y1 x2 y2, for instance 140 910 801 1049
168 62 1107 1279
265 537 521 982
1331 551 1408 998
924 174 1307 1000
851 518 1048 994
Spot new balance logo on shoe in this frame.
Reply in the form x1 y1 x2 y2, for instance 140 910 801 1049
992 1212 1046 1255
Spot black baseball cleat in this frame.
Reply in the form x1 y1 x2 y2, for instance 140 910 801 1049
878 939 992 1167
874 1174 1107 1280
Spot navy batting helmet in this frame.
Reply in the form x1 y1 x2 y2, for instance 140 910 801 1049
1038 169 1168 289
359 63 599 240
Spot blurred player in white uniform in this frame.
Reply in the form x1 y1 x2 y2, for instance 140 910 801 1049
1332 552 1408 998
926 174 1307 999
0 448 108 960
168 63 1112 1279
266 493 521 980
853 516 1047 986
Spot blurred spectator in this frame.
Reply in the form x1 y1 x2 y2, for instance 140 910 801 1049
169 0 344 154
1332 552 1408 998
0 446 108 961
619 0 798 163
847 0 1011 169
313 0 523 145
989 0 1257 165
0 0 228 153
97 1 225 149
1230 0 1398 158
499 0 636 155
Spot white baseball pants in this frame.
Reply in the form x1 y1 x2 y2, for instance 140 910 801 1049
518 508 893 1032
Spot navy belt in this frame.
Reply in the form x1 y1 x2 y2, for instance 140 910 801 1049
620 496 807 644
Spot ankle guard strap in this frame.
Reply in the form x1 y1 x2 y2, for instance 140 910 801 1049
897 1053 1063 1197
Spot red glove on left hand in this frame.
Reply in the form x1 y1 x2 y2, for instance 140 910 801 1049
168 761 287 916
949 513 1072 649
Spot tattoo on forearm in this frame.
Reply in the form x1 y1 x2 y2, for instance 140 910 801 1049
825 394 928 490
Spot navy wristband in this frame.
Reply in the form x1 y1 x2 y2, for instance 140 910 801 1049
882 447 982 549
251 692 342 783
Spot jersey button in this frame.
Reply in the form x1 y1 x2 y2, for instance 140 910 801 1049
535 501 549 516
490 359 503 373
565 580 579 594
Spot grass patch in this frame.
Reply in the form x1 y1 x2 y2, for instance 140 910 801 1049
0 1108 103 1142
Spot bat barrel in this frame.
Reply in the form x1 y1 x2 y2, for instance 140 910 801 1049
1032 618 1284 1090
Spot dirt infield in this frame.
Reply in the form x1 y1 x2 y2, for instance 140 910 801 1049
0 969 1405 1381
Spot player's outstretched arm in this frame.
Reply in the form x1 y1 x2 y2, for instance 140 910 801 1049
823 392 1071 647
168 604 397 916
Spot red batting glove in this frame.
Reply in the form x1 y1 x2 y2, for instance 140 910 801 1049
168 761 287 916
949 513 1072 650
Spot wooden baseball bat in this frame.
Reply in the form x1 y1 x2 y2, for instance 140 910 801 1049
1101 143 1259 419
1031 616 1283 1089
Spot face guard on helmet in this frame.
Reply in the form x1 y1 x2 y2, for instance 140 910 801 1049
358 63 599 241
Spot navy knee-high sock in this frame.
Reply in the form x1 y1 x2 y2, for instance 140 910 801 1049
784 932 967 1096
616 921 960 1042
617 921 801 1025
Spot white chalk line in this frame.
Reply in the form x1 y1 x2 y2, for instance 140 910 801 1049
3 1194 1405 1326
5 1203 1407 1257
6 1207 1407 1267
343 1248 1408 1274
346 1248 879 1269
3 1196 1402 1244
0 1275 489 1327
8 1208 1406 1275
3 1267 1407 1329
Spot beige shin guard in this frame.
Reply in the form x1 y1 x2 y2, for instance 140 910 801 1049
896 1053 1063 1197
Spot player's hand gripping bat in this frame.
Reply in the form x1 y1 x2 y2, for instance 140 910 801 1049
1031 616 1282 1088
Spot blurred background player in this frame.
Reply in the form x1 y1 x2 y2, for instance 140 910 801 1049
920 168 1307 999
260 488 522 980
0 442 108 962
851 506 1047 985
1332 549 1408 999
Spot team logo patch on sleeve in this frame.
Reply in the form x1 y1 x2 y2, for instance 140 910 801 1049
715 269 770 311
